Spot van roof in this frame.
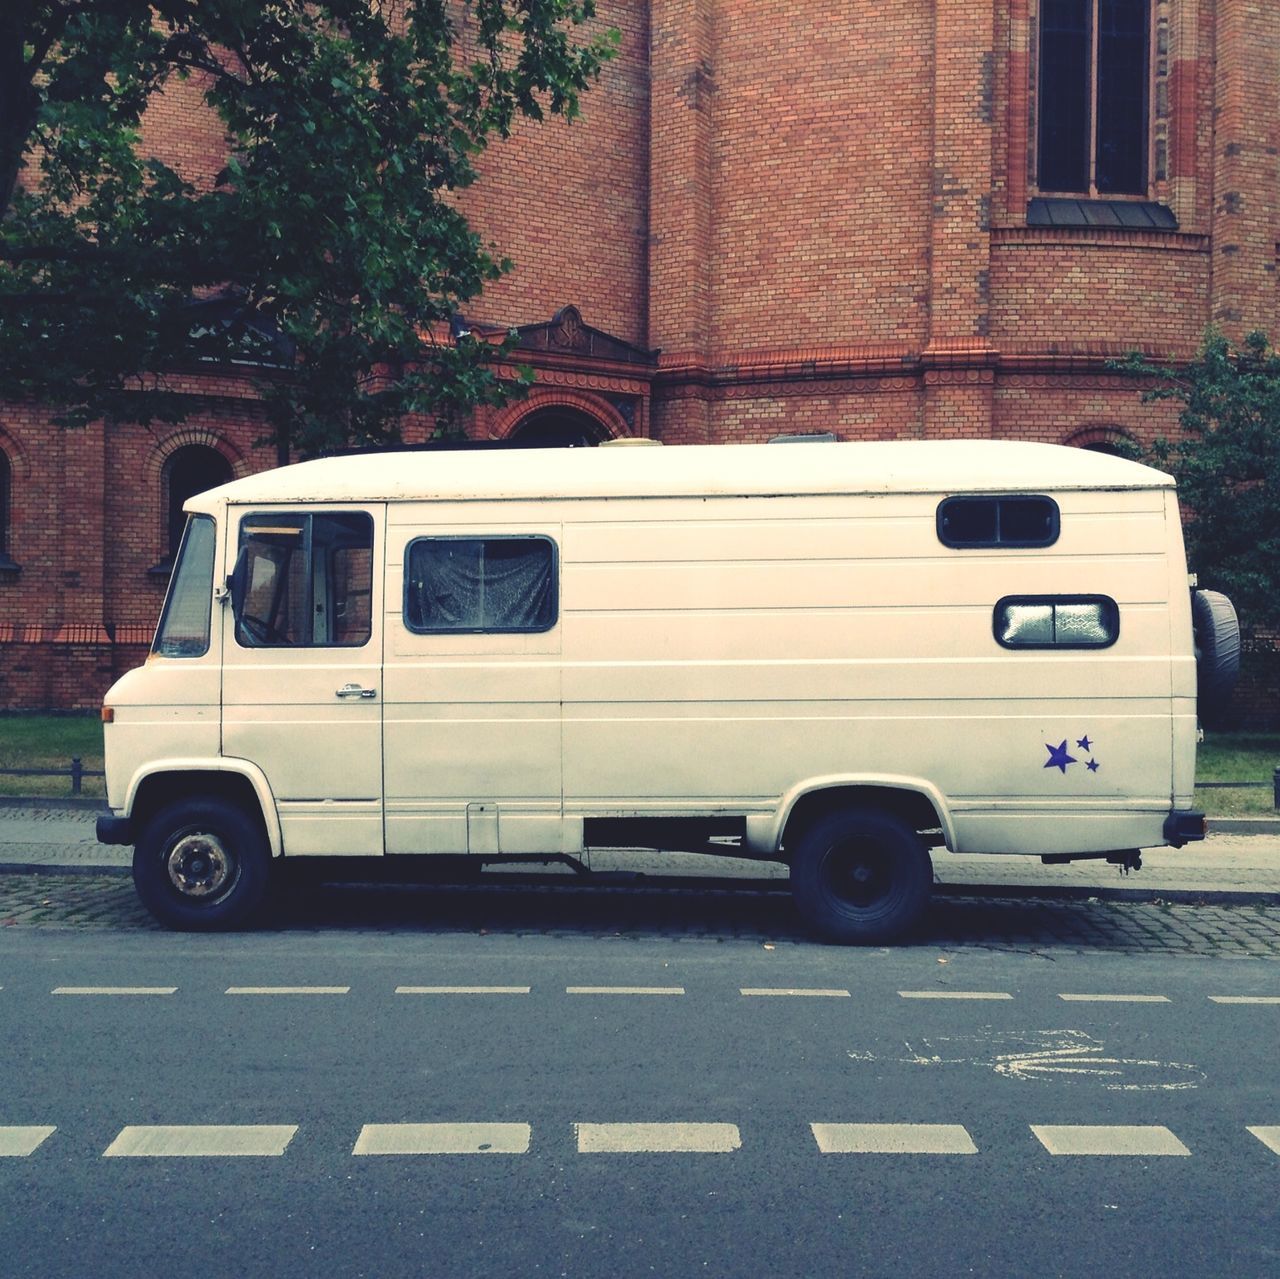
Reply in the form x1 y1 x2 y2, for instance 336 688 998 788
192 439 1173 510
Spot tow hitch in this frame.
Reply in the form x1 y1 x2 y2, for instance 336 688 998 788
1040 849 1143 874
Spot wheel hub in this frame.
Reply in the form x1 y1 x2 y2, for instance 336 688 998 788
166 832 233 898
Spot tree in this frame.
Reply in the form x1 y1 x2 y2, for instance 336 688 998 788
0 1 616 458
1114 330 1280 639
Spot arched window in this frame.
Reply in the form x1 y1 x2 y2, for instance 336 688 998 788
162 445 233 560
0 450 14 571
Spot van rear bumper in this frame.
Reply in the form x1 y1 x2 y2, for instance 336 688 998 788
1163 810 1207 847
96 814 134 846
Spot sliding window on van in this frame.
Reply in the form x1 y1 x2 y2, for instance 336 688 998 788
404 536 557 634
234 512 373 647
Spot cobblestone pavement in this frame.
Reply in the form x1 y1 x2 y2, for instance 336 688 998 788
1 872 1278 956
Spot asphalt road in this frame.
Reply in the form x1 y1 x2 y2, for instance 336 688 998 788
1 930 1276 1278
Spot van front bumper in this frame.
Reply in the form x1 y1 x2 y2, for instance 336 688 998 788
96 814 134 846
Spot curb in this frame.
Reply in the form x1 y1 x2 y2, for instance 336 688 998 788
1208 817 1280 836
0 796 107 813
0 861 1275 906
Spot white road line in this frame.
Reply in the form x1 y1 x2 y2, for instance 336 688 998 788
52 986 177 996
740 988 851 998
0 1126 56 1157
576 1123 741 1154
1058 994 1170 1003
353 1123 531 1155
1209 996 1280 1004
1031 1125 1190 1157
103 1125 297 1157
898 990 1013 1001
224 986 350 996
1247 1126 1280 1156
566 986 685 996
395 986 530 996
811 1123 978 1155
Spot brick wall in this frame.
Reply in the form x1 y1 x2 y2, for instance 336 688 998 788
2 2 1279 715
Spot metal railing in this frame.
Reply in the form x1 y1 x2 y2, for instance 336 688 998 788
0 758 105 796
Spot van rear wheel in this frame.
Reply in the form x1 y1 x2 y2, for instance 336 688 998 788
790 809 932 944
133 799 270 931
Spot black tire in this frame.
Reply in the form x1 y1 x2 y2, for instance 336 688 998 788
1192 589 1240 729
789 808 932 944
133 799 271 931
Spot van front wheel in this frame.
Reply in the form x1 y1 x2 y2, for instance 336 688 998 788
789 809 932 944
134 799 270 931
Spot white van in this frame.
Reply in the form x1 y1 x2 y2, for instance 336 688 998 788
97 440 1238 941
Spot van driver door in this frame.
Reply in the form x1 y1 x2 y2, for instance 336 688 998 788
221 505 384 856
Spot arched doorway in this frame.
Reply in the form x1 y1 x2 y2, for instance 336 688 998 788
508 407 610 449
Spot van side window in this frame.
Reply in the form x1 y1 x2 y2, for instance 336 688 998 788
995 595 1119 648
234 512 373 647
937 496 1059 548
405 536 556 634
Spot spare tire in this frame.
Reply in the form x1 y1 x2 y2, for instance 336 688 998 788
1192 588 1240 728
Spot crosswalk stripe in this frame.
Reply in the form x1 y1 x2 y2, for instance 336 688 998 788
1058 994 1170 1003
0 1126 56 1157
898 990 1013 1001
740 988 851 998
103 1125 298 1157
566 986 685 996
1209 996 1280 1004
811 1123 977 1155
224 987 350 996
353 1123 531 1155
1247 1127 1280 1156
1031 1125 1190 1156
576 1123 741 1153
395 986 530 995
52 987 177 996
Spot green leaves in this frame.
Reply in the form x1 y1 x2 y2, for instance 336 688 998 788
1114 330 1280 639
1 1 617 454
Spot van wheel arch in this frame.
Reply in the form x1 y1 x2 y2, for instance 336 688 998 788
130 771 271 853
781 785 944 857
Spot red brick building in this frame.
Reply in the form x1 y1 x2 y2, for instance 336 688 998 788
2 1 1277 709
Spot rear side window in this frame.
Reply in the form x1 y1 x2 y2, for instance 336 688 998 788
995 595 1119 649
405 536 556 634
938 496 1059 547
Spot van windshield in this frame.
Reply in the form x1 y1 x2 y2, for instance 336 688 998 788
153 515 216 657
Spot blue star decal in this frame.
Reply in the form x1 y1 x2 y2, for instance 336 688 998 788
1086 759 1100 772
1044 741 1077 773
1077 736 1092 751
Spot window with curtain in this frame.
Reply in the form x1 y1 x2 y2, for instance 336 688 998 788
404 537 557 634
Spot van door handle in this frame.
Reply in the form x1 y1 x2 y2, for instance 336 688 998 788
335 683 377 700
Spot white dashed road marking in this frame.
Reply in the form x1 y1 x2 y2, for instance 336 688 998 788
52 987 177 996
225 986 350 996
353 1123 531 1155
1058 994 1170 1003
0 1126 56 1157
395 986 530 995
103 1125 298 1157
576 1123 741 1153
1031 1125 1191 1156
811 1123 978 1155
740 988 851 998
1247 1127 1280 1156
1209 996 1280 1004
898 991 1013 1001
566 987 685 996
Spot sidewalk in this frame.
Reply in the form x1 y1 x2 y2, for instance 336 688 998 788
2 800 1278 904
